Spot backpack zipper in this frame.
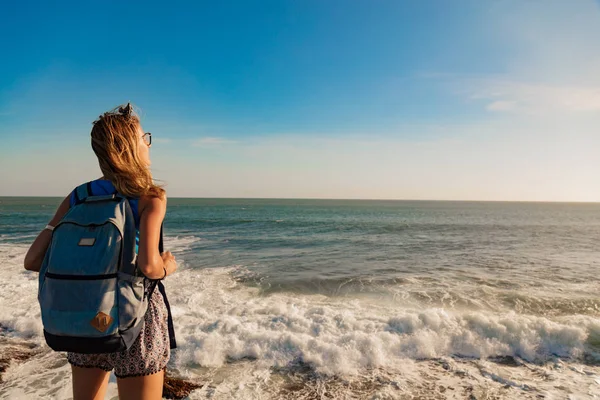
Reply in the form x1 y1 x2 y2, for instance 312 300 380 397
45 272 118 280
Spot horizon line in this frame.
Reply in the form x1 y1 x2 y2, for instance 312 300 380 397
1 195 599 204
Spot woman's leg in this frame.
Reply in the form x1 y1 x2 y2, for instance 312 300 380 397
71 366 110 400
116 369 164 400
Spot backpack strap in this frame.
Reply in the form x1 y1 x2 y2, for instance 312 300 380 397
159 223 164 253
119 195 137 276
158 280 177 349
146 223 177 349
73 182 93 205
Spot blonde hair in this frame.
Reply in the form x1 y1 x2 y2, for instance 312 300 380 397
91 103 165 198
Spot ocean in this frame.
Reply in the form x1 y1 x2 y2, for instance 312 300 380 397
0 197 599 399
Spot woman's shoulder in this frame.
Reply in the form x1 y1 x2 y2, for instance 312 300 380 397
138 193 167 216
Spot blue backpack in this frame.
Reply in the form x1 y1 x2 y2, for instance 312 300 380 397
38 183 149 353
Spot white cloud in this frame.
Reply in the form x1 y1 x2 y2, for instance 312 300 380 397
471 80 600 115
4 119 600 201
455 0 600 116
191 137 239 147
145 121 600 201
486 100 516 112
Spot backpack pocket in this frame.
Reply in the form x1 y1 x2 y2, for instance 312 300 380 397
46 222 122 276
40 275 118 337
117 272 147 332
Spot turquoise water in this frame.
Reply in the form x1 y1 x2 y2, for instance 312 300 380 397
2 197 600 313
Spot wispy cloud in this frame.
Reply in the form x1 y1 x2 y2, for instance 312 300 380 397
192 137 239 147
451 0 600 116
485 100 516 112
470 80 600 115
146 120 600 201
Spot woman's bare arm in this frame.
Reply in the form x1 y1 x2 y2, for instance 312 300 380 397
24 195 71 272
137 195 177 279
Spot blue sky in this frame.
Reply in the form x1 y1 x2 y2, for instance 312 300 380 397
1 0 600 200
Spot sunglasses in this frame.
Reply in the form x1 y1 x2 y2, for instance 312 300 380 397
142 132 152 147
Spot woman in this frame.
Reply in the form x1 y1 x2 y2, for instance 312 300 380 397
24 103 177 400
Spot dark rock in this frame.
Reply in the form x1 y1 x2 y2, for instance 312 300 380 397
0 343 39 382
0 326 40 383
489 355 522 367
163 372 203 400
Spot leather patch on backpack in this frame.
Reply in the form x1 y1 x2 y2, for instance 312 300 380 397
90 312 113 333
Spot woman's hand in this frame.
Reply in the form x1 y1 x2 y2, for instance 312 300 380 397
161 251 177 277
